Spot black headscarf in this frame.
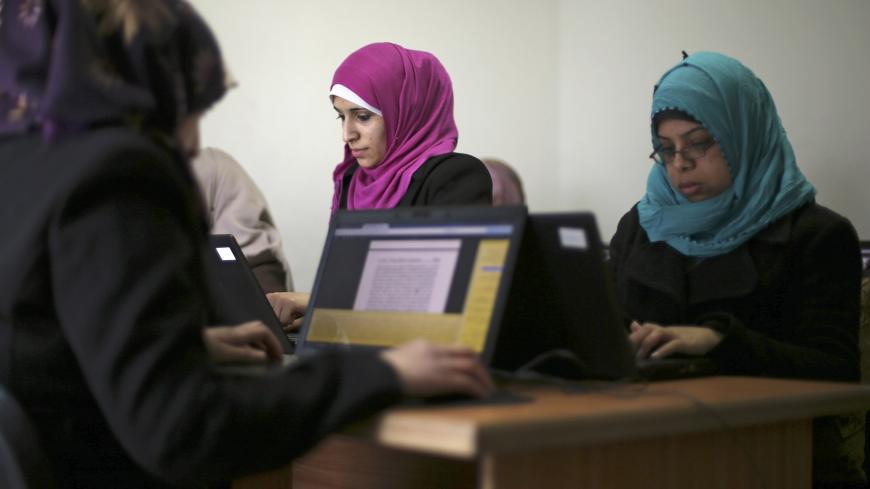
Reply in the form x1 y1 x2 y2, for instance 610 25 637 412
0 0 226 142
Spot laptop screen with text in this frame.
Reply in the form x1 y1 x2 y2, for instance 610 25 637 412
297 206 526 363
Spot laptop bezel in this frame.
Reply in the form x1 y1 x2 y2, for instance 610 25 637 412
295 205 527 364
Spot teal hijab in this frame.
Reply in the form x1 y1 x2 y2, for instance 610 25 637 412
637 52 815 257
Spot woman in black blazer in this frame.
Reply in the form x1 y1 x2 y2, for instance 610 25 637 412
608 52 862 488
610 52 860 381
0 2 491 487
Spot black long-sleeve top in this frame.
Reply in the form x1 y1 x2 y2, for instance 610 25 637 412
339 152 493 209
609 202 861 381
0 128 403 488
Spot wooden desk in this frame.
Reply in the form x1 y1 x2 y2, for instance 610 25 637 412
233 376 870 489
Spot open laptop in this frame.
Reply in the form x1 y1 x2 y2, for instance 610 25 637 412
295 206 527 364
492 212 716 382
204 234 296 356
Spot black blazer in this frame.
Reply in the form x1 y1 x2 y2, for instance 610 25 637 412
340 152 493 209
609 202 861 381
0 129 402 487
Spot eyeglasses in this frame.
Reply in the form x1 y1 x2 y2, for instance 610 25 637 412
649 138 718 166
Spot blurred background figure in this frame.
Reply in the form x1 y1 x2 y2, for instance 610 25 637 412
192 147 292 292
482 157 525 206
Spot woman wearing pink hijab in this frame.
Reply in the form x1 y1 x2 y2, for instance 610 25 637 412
330 42 492 211
268 43 492 328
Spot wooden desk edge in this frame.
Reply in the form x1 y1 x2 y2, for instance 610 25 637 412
353 377 870 458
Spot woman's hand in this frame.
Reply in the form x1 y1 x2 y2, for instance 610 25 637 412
380 340 495 399
629 321 722 359
203 321 283 364
266 292 310 331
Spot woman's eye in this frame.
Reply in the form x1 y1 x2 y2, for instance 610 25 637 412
356 112 371 122
689 139 712 150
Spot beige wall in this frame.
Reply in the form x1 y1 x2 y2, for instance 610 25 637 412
558 0 870 248
190 0 870 290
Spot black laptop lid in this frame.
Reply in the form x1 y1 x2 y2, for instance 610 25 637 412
493 212 636 380
205 235 295 354
296 206 527 364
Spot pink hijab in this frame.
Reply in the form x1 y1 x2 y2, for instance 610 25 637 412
330 42 458 211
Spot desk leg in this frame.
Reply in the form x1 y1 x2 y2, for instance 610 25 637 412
480 420 811 489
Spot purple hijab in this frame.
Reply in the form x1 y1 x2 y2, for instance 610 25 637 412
330 42 458 211
0 0 226 143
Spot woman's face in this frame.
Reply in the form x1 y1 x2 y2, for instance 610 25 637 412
332 96 387 169
656 119 732 202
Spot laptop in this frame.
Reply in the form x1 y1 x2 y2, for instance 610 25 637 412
492 212 716 382
295 205 527 364
205 234 296 355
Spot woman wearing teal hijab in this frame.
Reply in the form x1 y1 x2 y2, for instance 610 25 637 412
609 51 864 487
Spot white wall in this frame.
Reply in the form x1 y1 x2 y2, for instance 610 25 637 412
559 0 870 245
190 0 559 289
190 0 870 290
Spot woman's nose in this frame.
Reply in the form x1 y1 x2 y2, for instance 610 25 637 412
672 151 694 171
342 121 357 143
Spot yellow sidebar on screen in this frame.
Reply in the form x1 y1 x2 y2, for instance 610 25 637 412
306 238 509 350
457 239 508 351
306 310 463 347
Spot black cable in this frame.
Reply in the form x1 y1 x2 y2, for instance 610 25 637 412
490 349 634 393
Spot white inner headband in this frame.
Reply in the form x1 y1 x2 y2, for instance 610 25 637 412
329 84 382 116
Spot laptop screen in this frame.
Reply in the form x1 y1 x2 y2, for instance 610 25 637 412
298 206 526 362
493 212 636 379
206 235 295 354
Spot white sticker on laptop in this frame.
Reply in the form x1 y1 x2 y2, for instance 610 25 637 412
558 227 588 250
216 247 236 261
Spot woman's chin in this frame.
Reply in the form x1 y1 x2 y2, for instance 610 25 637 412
357 159 383 170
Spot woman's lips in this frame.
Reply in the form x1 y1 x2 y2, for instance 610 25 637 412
351 148 366 158
679 182 702 196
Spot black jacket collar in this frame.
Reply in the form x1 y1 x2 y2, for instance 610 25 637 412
625 211 793 305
